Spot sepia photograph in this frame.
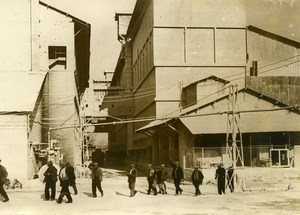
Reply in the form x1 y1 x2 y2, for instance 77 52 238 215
0 0 300 214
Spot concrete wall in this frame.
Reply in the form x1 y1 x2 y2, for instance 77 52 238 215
0 0 31 71
0 115 29 181
38 5 79 165
247 30 300 77
153 0 246 27
39 6 76 71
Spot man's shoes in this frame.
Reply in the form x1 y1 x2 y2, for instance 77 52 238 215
66 200 73 203
179 190 183 195
2 199 9 202
134 190 137 196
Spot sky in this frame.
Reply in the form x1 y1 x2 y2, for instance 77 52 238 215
44 0 300 81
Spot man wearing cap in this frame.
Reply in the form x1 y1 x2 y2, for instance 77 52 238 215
170 161 184 195
191 165 204 196
127 164 137 197
0 159 9 202
146 164 157 195
88 161 103 197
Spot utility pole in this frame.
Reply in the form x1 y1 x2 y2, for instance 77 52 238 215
226 84 245 190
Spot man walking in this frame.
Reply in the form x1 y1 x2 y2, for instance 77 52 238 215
66 162 78 195
43 161 58 201
0 159 9 202
57 162 73 204
88 162 103 197
170 161 184 195
215 164 226 195
156 164 168 194
191 165 204 196
146 164 157 195
127 164 137 197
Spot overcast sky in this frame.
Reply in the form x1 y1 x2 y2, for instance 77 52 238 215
44 0 300 80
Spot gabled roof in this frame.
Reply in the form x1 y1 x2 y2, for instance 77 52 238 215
0 72 46 113
183 75 230 88
181 87 295 116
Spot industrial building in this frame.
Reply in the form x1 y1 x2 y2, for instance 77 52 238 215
102 0 300 170
0 0 90 180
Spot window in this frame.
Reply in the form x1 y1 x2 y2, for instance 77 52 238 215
48 46 67 69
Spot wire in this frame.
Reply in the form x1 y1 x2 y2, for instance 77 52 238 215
84 105 299 128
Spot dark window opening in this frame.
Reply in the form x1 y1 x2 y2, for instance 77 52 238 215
48 46 67 69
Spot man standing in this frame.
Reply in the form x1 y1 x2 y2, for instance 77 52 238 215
88 162 103 197
170 161 184 195
43 161 58 201
215 164 226 195
66 162 78 195
127 164 137 197
156 164 168 194
57 162 72 204
0 159 9 202
191 165 204 196
146 164 157 195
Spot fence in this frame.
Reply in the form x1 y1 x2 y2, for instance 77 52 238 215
184 145 293 169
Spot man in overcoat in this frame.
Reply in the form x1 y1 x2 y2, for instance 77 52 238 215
170 161 184 195
191 165 204 195
43 161 58 201
215 164 226 195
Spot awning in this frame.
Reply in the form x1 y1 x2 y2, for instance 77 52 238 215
180 115 228 134
135 119 173 134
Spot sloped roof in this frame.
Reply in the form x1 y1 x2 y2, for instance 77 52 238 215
0 72 46 112
248 25 300 48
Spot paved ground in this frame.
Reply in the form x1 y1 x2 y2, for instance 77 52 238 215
1 167 299 215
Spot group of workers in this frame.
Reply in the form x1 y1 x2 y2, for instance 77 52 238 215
0 159 235 203
128 161 235 197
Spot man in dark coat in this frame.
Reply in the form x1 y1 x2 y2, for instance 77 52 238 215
43 161 58 201
57 162 72 204
0 159 9 202
170 161 184 195
156 164 168 194
127 164 137 197
215 164 226 195
227 165 234 193
66 162 78 195
191 165 204 196
88 161 103 197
